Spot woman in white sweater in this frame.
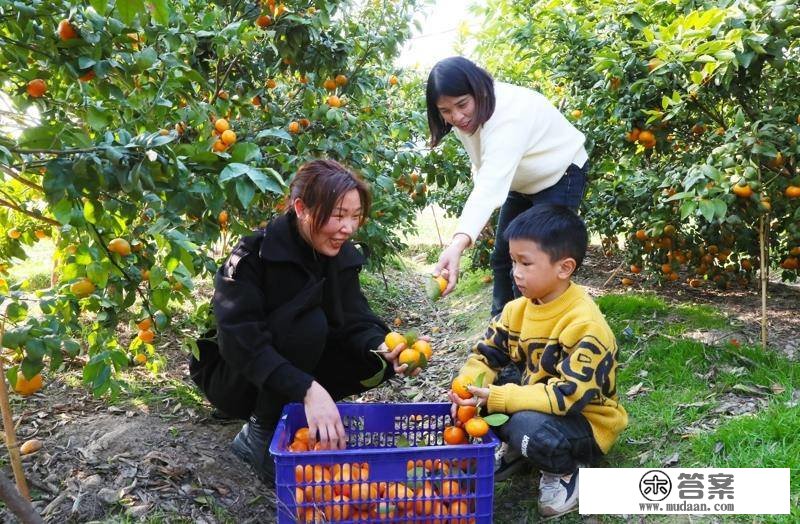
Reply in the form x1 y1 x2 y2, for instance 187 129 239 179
427 56 589 316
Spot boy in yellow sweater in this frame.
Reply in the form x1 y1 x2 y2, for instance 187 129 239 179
448 204 627 517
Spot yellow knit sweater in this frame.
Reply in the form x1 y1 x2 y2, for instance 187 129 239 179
459 282 628 453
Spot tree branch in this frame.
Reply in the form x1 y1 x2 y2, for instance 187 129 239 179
0 197 60 226
9 147 101 156
0 35 54 60
0 165 44 193
210 57 240 104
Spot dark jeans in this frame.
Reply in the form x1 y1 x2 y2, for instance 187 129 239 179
190 333 388 427
495 410 603 474
490 162 589 316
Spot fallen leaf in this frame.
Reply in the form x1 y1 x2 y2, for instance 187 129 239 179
713 441 724 454
662 452 680 467
626 382 644 397
770 383 785 395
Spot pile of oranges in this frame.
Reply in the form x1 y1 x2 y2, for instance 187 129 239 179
292 459 478 522
442 376 490 445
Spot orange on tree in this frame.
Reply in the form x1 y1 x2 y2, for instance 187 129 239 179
785 186 800 199
570 109 582 118
388 74 398 85
288 121 301 133
218 209 229 225
214 118 230 133
626 127 640 142
732 183 754 198
221 129 237 146
335 74 348 86
638 130 656 148
8 228 21 239
34 229 47 239
138 329 155 344
26 79 46 98
451 376 472 399
464 417 489 438
141 269 150 282
327 95 342 108
255 14 272 28
299 117 311 128
14 372 43 396
266 78 277 89
251 95 262 106
108 237 132 256
443 425 467 445
57 19 78 40
133 353 147 365
78 69 95 82
323 78 337 91
647 57 663 72
635 229 647 241
137 317 152 331
70 277 95 298
217 89 229 100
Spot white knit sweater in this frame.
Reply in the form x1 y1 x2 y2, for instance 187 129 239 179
453 81 588 242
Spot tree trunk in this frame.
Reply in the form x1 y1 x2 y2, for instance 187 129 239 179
759 215 768 350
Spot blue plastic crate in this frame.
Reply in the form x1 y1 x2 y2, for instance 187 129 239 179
270 402 499 523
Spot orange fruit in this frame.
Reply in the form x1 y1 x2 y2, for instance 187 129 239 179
323 78 337 91
133 353 147 365
327 95 342 108
288 440 309 452
689 278 702 288
647 58 662 72
388 75 398 85
635 229 647 241
218 210 229 225
255 14 272 28
630 264 641 274
138 329 155 344
785 186 800 199
212 140 227 152
299 118 311 128
638 130 656 148
70 278 95 298
570 109 582 118
439 479 461 497
137 317 152 331
8 228 21 239
220 129 237 145
214 118 230 133
384 331 406 351
294 426 310 445
451 376 472 399
57 19 78 40
141 269 150 282
26 79 47 98
266 78 277 89
335 74 348 86
34 229 47 239
781 257 799 270
621 277 634 286
435 275 447 293
732 184 754 198
251 95 262 106
108 237 132 256
661 263 672 274
456 405 477 424
443 425 467 445
78 69 95 82
412 340 432 361
691 123 706 135
288 121 301 134
217 89 229 100
19 439 43 455
398 348 422 372
464 417 489 438
14 373 43 396
626 128 640 142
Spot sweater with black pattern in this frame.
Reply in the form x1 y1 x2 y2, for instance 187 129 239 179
458 282 627 453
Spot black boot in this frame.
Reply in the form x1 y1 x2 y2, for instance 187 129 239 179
231 416 276 486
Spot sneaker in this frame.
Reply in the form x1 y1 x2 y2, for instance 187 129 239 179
494 442 531 481
537 469 579 517
231 417 276 486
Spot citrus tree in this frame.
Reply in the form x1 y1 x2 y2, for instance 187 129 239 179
0 0 438 397
469 0 800 347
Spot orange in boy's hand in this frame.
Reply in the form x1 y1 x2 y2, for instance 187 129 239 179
464 417 490 438
443 425 467 445
456 405 477 424
451 376 472 399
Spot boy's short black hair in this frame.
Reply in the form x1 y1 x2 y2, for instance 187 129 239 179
504 204 588 270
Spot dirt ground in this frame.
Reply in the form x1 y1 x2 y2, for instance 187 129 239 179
2 247 798 523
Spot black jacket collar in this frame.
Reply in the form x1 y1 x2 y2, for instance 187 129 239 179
258 213 365 270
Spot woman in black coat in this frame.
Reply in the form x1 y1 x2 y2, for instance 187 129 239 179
190 159 412 484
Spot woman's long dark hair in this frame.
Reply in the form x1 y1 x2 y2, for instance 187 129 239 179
287 159 371 234
426 56 496 147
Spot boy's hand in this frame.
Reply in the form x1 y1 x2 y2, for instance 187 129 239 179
447 385 490 407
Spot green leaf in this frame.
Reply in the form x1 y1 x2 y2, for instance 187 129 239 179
230 142 262 163
6 302 28 322
86 262 109 288
359 357 387 388
21 359 44 382
89 0 107 15
474 372 486 388
482 413 509 426
699 199 715 222
235 178 256 208
151 288 169 310
247 168 283 194
25 339 46 361
83 199 98 224
395 435 411 447
425 276 441 301
255 128 292 141
150 0 170 25
52 199 73 225
117 0 145 25
63 339 81 357
2 327 29 349
219 163 250 183
680 200 698 220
